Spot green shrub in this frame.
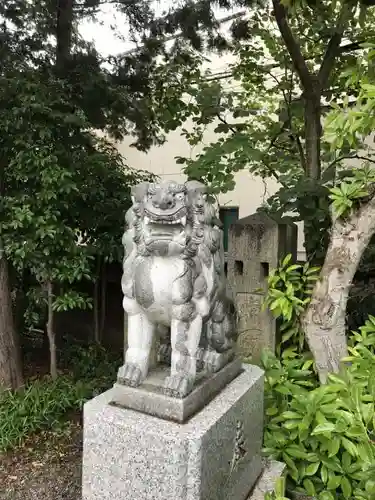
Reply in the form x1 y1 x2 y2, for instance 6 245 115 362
262 322 375 500
264 477 290 500
59 339 121 392
0 341 122 453
263 255 320 352
0 375 90 452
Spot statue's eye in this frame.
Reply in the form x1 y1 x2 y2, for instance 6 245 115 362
176 193 184 200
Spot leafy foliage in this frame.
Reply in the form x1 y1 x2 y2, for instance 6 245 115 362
175 1 375 261
329 166 375 218
264 477 290 500
263 254 320 351
0 375 88 452
262 324 375 500
325 44 375 151
0 0 243 150
0 0 261 349
262 256 375 498
59 338 122 391
0 341 121 452
0 69 150 337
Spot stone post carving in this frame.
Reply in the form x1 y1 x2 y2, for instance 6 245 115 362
119 180 238 398
227 212 297 361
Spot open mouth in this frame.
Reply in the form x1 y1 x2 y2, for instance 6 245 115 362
146 223 185 239
144 209 187 227
145 216 187 227
143 208 188 243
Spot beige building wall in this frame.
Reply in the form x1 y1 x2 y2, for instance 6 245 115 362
117 124 306 260
118 121 281 217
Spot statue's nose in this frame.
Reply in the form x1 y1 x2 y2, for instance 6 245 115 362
152 193 175 209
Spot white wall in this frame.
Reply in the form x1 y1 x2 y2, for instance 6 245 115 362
116 124 306 260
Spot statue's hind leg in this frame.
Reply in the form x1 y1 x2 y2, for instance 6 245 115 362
203 300 236 373
157 325 171 365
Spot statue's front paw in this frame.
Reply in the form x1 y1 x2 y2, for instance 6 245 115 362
163 374 194 398
117 362 143 387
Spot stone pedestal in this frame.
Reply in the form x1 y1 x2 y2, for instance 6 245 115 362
82 365 264 500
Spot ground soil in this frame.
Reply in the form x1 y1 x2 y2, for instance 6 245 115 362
0 420 82 500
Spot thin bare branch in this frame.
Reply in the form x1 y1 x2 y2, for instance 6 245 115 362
205 39 373 83
216 113 237 134
327 154 375 170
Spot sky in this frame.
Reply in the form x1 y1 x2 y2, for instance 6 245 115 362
79 3 137 57
79 1 243 57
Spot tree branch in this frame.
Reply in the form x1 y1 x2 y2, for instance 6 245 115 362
327 154 375 170
205 38 372 84
216 113 237 134
272 0 313 92
318 2 353 88
339 40 365 54
56 0 74 70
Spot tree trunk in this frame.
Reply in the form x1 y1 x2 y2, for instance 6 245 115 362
46 280 57 380
100 262 107 338
56 0 74 71
0 247 23 390
302 198 375 382
303 90 326 263
93 256 101 343
304 92 322 181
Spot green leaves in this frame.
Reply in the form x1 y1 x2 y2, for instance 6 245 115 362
170 0 375 240
261 266 375 499
0 68 153 332
329 166 375 219
311 422 336 435
265 476 290 500
0 342 122 453
263 255 320 351
53 291 93 313
262 323 375 500
325 47 375 151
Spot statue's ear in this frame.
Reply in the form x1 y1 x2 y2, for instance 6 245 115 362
131 182 149 202
125 207 135 226
185 180 207 194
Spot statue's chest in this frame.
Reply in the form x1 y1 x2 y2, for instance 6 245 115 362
134 257 189 324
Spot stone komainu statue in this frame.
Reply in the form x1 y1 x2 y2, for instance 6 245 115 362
119 180 238 398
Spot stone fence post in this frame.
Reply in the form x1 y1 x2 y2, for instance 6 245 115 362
227 212 297 362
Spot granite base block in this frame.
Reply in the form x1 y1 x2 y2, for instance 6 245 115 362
82 364 264 500
247 460 286 500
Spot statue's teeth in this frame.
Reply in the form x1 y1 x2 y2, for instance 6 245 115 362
181 216 187 226
144 216 150 225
